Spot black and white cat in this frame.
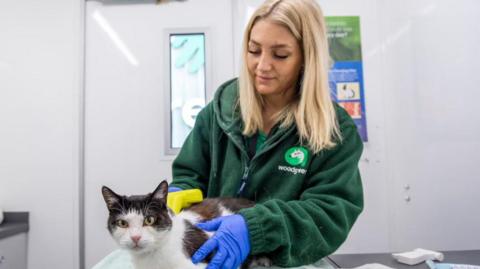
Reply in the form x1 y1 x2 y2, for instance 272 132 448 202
101 180 272 269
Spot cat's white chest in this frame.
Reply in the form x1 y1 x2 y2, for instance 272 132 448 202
131 215 207 269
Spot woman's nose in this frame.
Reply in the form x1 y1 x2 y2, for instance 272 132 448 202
257 54 272 71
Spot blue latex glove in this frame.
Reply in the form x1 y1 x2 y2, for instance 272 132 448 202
192 214 250 269
168 186 183 192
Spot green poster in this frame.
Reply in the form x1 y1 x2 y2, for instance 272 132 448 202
326 16 362 62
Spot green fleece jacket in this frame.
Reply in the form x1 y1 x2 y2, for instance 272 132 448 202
171 78 364 267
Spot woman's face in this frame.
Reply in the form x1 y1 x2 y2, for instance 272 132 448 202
247 19 303 100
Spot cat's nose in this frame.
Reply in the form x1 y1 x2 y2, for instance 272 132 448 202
131 235 141 244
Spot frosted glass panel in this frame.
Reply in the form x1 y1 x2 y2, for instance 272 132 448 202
169 33 206 149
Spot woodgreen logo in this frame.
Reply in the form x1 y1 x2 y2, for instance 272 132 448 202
284 147 308 167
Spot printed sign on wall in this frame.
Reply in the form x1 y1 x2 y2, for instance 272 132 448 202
326 16 368 141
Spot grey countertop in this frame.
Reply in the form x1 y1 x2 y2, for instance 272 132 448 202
0 212 29 240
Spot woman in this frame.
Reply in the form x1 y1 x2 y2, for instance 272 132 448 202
170 0 364 268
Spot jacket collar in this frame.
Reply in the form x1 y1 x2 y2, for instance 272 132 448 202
212 78 297 155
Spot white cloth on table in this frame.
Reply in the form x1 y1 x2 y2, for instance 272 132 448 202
91 249 335 269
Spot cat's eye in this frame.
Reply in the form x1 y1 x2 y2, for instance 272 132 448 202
144 216 156 226
116 219 128 228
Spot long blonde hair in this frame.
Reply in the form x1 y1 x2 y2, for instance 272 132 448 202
239 0 341 153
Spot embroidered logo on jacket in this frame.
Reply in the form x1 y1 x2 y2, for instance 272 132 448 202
278 147 309 175
284 147 308 167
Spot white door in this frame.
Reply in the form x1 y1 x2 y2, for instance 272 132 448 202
84 0 235 267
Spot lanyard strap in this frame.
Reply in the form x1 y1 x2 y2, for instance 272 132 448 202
247 134 258 159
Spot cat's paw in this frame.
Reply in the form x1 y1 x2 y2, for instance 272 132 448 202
256 256 273 267
247 256 272 268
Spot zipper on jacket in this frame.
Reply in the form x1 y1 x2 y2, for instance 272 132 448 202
237 165 250 196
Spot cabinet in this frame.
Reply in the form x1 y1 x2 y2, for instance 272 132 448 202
0 233 28 269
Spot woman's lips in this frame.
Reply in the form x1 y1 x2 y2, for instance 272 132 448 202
256 75 274 83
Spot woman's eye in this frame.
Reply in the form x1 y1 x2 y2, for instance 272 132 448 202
116 220 128 228
274 54 289 59
144 216 156 226
248 50 260 55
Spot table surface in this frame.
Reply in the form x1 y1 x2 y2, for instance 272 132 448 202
328 250 480 269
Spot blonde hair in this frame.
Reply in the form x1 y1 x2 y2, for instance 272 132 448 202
238 0 341 153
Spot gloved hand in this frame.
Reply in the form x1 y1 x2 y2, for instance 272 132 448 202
168 186 183 192
192 214 250 269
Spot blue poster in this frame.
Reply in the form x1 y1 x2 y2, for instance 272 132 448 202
329 61 367 141
326 16 368 141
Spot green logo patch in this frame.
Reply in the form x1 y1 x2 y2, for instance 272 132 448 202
285 147 309 167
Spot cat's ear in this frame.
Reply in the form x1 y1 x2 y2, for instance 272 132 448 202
102 186 121 211
151 180 168 202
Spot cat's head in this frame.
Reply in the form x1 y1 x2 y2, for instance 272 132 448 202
101 180 172 254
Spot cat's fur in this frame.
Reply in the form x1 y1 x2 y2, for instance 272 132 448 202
101 180 272 269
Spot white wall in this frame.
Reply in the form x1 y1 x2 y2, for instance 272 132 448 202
0 1 83 269
379 0 480 252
